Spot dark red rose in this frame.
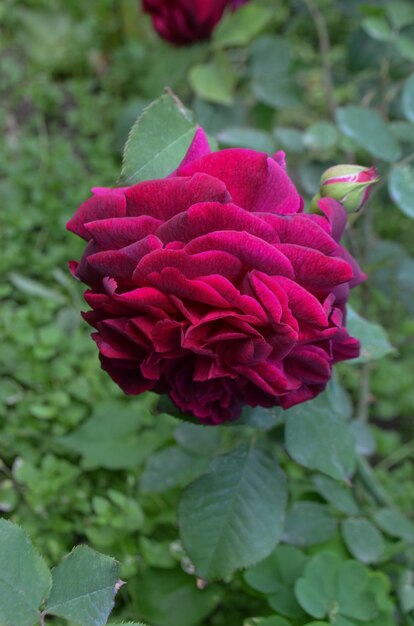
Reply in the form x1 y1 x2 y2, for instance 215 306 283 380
142 0 249 45
67 129 365 425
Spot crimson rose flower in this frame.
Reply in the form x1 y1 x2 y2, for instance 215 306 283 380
68 129 365 424
142 0 248 45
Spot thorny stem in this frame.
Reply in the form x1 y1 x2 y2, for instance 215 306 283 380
304 0 336 121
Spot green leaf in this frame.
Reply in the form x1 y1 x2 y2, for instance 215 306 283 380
389 121 414 144
402 74 414 123
131 568 221 626
346 306 394 362
234 405 283 430
121 93 197 184
349 421 376 456
336 106 401 162
386 2 414 28
189 55 236 105
244 618 291 626
213 4 272 48
46 546 120 626
362 17 393 42
0 520 51 626
174 422 221 456
274 127 305 153
342 518 386 564
244 545 308 619
312 474 360 515
139 537 176 569
295 552 378 622
244 545 307 594
396 36 414 61
284 396 356 481
179 445 287 580
249 36 299 109
9 273 65 303
59 401 173 470
295 552 339 619
282 502 338 547
140 446 209 493
327 373 353 421
303 122 338 151
389 165 414 219
218 127 276 152
336 561 378 621
398 571 414 613
373 508 414 542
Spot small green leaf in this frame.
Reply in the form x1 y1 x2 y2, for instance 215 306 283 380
398 571 414 613
402 74 414 123
396 36 414 61
9 273 65 303
249 36 299 109
244 545 307 594
283 502 338 547
244 545 308 619
389 165 414 219
46 546 120 626
342 518 385 564
139 537 176 569
312 475 360 515
386 2 414 28
373 508 414 542
336 561 378 621
303 122 338 151
140 446 209 493
274 127 305 153
189 55 236 105
336 106 401 162
0 520 51 626
295 552 339 618
284 395 356 481
389 121 414 143
349 421 376 456
179 445 287 580
59 401 173 470
347 306 394 362
244 618 291 626
174 422 220 456
213 4 272 48
122 93 197 184
234 405 283 430
362 17 393 42
131 568 221 626
218 127 276 152
295 552 378 622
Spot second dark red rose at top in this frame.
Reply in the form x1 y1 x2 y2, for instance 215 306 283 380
142 0 249 45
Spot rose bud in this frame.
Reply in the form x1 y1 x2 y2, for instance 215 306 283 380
320 164 379 212
68 129 365 425
142 0 249 46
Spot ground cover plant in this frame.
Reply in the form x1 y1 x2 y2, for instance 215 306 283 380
1 0 414 625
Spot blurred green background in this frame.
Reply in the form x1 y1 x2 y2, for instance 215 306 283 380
1 0 414 624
